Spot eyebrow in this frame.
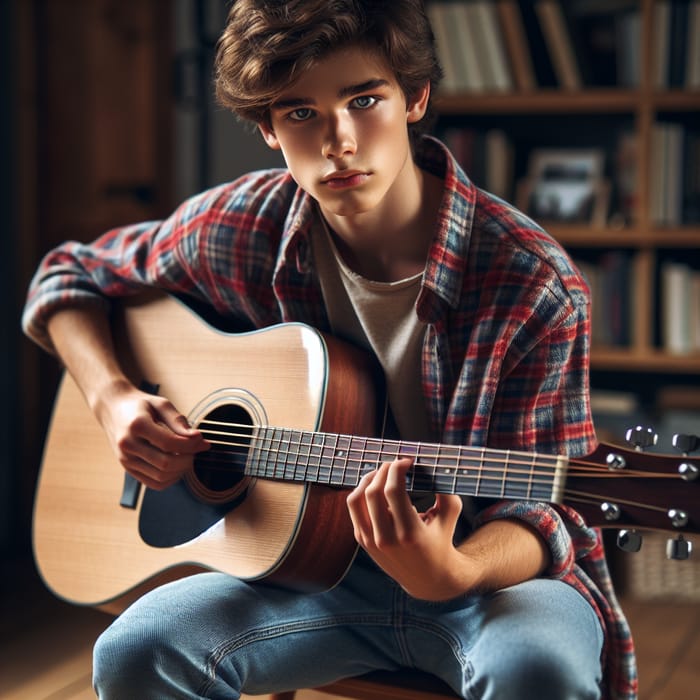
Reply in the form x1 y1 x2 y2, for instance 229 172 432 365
272 78 391 111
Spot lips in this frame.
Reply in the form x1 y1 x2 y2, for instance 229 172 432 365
322 170 369 189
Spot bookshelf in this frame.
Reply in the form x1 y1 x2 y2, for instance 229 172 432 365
430 0 700 379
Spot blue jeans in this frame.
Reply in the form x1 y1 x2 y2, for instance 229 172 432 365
93 553 603 699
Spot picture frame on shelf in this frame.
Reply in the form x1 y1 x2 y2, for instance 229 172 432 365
517 148 610 227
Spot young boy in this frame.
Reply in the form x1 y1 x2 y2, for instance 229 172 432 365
23 1 636 698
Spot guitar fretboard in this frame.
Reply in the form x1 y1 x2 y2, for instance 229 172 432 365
246 427 567 503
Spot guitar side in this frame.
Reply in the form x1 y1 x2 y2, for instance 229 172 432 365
33 294 379 608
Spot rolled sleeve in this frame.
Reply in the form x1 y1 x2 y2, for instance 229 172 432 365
473 499 599 579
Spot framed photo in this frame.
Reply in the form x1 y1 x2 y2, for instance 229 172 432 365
517 149 610 227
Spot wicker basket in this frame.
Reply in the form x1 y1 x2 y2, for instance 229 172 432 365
624 531 700 601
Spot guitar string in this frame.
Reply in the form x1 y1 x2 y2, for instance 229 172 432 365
191 420 678 482
189 424 680 515
196 420 566 471
191 441 675 515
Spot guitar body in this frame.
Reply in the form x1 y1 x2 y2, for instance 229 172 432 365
33 294 380 608
34 295 700 611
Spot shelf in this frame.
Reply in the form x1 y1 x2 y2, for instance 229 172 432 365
550 226 700 249
435 89 641 115
652 91 700 112
436 90 700 116
591 347 700 373
431 0 700 384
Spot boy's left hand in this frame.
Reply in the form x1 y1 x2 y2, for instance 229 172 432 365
346 457 471 600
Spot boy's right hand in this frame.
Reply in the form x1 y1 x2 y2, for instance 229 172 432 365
94 381 210 490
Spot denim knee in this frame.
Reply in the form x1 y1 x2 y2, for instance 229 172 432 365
93 614 163 695
468 640 601 700
92 608 220 699
462 580 603 700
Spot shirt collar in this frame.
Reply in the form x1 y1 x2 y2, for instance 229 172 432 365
416 136 476 318
276 136 477 315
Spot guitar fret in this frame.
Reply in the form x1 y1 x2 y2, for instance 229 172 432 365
502 449 530 499
248 427 560 503
319 434 335 484
263 428 277 479
284 430 306 481
540 454 565 502
247 427 263 476
285 430 306 481
345 437 365 487
298 431 313 482
501 450 509 498
412 442 433 492
451 447 480 496
307 433 321 482
334 435 351 486
362 439 382 479
527 451 535 499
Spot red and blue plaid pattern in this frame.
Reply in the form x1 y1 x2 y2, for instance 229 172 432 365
23 136 636 699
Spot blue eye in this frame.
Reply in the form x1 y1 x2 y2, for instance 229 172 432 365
289 108 314 121
352 95 377 109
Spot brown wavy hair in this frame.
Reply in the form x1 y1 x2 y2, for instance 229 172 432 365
214 0 442 138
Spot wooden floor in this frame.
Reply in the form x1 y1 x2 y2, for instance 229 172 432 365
1 560 698 700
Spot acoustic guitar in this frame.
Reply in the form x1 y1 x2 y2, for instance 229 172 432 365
33 294 699 609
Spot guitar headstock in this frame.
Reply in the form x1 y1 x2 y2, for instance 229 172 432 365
566 431 699 558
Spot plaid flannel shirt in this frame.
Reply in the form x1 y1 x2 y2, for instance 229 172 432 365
23 136 637 699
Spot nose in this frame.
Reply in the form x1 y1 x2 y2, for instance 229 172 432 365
321 113 357 160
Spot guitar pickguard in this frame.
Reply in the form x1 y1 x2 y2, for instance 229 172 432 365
139 481 243 547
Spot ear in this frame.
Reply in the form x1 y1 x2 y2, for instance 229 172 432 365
257 121 281 150
406 82 431 124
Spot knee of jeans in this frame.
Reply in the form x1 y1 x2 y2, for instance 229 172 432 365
93 619 148 689
468 645 600 700
93 613 180 692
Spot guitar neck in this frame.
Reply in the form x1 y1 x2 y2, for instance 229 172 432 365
246 427 568 503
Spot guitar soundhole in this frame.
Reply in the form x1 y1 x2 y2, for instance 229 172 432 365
187 403 253 504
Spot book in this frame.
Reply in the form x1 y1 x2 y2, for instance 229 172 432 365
650 124 667 224
651 122 685 226
599 251 633 347
668 0 691 87
449 2 487 91
574 252 634 348
653 1 672 88
590 389 640 416
518 0 559 87
496 0 537 90
616 8 641 87
612 129 638 225
686 0 700 88
470 0 513 91
661 261 693 355
484 129 514 200
427 2 462 93
682 130 700 223
665 123 684 225
534 0 584 89
567 1 621 86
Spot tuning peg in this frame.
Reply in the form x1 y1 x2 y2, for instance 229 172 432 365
666 535 693 561
678 462 699 482
672 433 700 455
671 434 700 481
617 530 643 553
625 426 658 451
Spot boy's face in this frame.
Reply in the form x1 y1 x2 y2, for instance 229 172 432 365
258 45 429 219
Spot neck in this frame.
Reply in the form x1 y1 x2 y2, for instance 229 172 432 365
244 424 568 504
321 162 443 282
